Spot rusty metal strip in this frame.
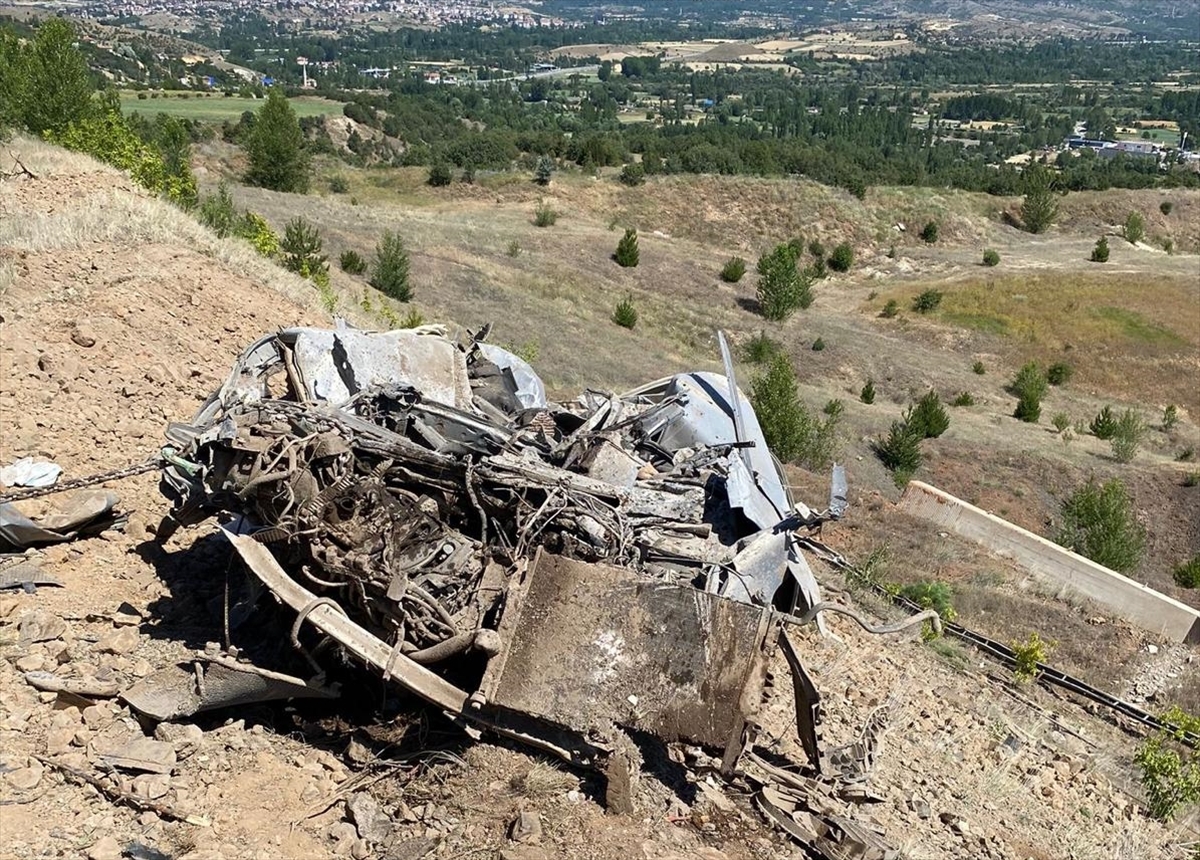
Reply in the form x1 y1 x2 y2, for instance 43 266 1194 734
223 527 471 713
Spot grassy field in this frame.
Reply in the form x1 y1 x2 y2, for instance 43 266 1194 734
872 271 1200 414
121 92 345 122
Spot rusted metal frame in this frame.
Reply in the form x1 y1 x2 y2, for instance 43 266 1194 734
223 530 604 767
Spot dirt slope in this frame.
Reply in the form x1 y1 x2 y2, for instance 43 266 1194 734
0 140 1195 860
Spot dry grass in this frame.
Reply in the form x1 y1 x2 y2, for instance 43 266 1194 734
507 759 578 798
1058 187 1200 253
875 271 1200 414
2 138 326 315
3 136 121 176
0 256 14 295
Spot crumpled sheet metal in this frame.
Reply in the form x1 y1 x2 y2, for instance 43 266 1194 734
482 550 774 765
122 655 340 721
157 323 845 773
0 491 124 551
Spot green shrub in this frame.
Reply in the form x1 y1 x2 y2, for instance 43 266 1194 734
898 580 957 636
811 337 826 352
1174 556 1200 589
533 200 557 227
49 107 198 208
823 399 844 419
1090 406 1118 439
972 360 986 375
1052 412 1071 432
1135 706 1200 822
329 175 349 193
1056 478 1145 573
1090 236 1109 263
280 217 327 278
1010 361 1047 423
340 249 367 275
1160 200 1173 216
719 256 747 283
847 545 889 593
1162 404 1178 431
1184 470 1200 486
198 183 238 238
880 299 900 318
614 228 639 268
1110 409 1145 463
1011 632 1053 682
1122 211 1145 244
875 420 923 486
534 155 554 186
919 221 939 243
808 240 826 261
982 249 1000 267
1179 449 1196 464
912 289 942 314
506 239 520 258
860 380 876 405
749 353 839 470
612 294 638 328
828 243 854 273
952 391 975 407
310 264 335 312
756 242 813 320
370 231 411 301
618 162 645 186
743 331 780 364
427 162 452 187
397 308 425 329
1046 362 1072 385
236 211 279 258
907 390 950 439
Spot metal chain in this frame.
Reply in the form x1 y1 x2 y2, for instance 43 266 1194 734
0 457 162 504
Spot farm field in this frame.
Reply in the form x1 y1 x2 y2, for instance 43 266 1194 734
120 91 345 122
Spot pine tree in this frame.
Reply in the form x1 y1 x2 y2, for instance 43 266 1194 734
370 231 411 301
1020 163 1058 234
755 242 813 321
614 228 639 267
534 155 554 186
244 88 309 193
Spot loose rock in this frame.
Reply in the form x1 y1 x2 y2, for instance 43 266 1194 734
346 791 391 844
86 835 123 860
508 810 542 844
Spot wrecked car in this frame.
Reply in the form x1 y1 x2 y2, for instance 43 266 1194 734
151 323 850 807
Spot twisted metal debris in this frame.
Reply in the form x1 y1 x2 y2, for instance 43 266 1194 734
156 323 862 816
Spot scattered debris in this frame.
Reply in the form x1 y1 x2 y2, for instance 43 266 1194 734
0 490 126 550
36 755 209 825
150 323 928 851
123 653 339 721
0 457 63 489
0 558 63 592
24 671 121 699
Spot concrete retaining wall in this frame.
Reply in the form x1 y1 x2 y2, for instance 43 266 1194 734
898 481 1200 644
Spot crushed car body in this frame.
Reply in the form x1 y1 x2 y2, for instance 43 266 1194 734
154 323 847 793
